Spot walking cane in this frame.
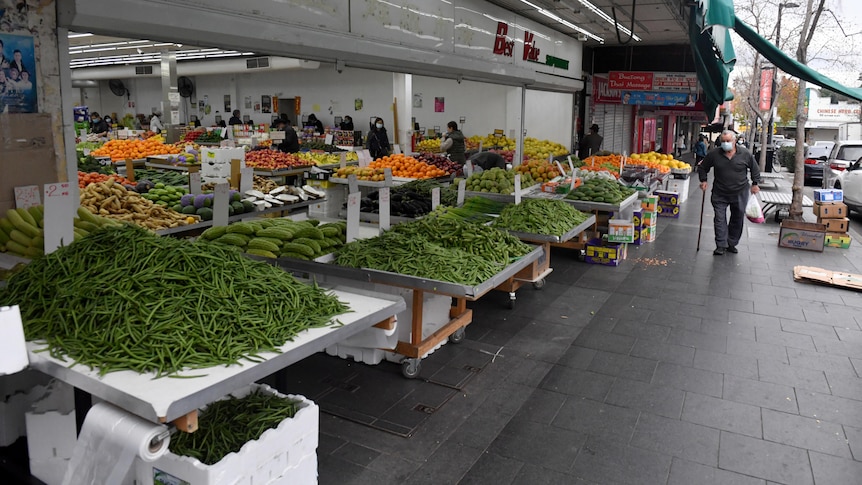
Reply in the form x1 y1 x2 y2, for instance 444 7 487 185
696 186 706 251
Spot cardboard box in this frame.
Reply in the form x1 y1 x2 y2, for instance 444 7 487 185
585 238 626 266
607 219 636 244
642 226 657 242
813 201 848 219
657 203 680 218
631 227 644 245
642 210 658 227
778 220 826 252
632 208 644 229
818 217 849 233
0 114 59 213
665 178 690 203
654 190 681 205
641 195 658 211
825 232 852 249
813 189 843 202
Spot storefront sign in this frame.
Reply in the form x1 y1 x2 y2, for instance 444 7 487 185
544 55 569 70
621 91 697 107
656 110 709 122
493 22 515 57
523 31 540 62
758 67 774 111
609 71 698 92
593 75 622 104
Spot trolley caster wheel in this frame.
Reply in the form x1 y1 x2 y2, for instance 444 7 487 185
533 278 546 290
401 358 421 379
449 327 466 344
507 298 516 310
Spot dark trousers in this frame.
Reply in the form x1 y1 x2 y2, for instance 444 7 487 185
711 189 749 248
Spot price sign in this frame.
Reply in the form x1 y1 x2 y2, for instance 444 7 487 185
14 185 40 209
43 182 75 253
189 172 202 194
456 179 466 207
125 159 136 182
431 187 440 210
339 152 347 168
346 192 361 242
514 174 522 205
0 306 28 375
324 134 334 145
383 168 393 186
347 174 359 194
478 141 483 152
212 183 230 227
379 187 391 232
240 167 254 193
555 161 566 177
220 127 228 138
464 161 473 177
82 148 91 156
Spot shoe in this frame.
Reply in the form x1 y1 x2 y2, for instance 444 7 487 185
727 246 738 253
713 247 726 255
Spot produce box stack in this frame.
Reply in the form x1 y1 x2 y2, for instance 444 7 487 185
813 189 851 248
631 208 645 245
665 175 690 203
655 190 681 218
584 237 627 266
640 197 658 242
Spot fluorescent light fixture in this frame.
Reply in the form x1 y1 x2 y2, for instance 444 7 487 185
522 0 604 42
68 32 93 38
577 0 641 41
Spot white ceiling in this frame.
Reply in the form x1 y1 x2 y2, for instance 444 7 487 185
67 33 251 68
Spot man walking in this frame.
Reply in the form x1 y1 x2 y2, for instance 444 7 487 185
694 135 707 168
698 130 762 255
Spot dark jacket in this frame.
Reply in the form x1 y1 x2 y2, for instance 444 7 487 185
469 152 506 170
277 126 300 153
91 119 109 134
698 146 762 194
340 120 354 130
695 140 708 157
366 128 391 159
443 130 467 163
228 116 243 125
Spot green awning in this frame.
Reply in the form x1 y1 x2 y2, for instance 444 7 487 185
690 0 862 118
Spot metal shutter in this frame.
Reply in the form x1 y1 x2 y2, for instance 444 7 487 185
591 104 633 154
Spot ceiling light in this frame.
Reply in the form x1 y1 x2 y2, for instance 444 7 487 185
68 32 94 38
523 1 604 42
577 0 641 41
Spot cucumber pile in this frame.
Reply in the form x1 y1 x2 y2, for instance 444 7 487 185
565 178 636 204
0 207 119 259
201 219 346 260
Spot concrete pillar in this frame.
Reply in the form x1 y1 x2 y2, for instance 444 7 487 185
392 73 412 150
161 52 180 143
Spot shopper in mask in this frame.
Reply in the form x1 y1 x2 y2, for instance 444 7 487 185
90 112 109 134
307 113 324 135
340 115 354 131
366 117 391 160
440 121 467 164
273 118 300 153
150 112 164 134
698 130 761 255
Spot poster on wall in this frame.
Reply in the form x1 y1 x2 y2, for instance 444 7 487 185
198 100 205 112
244 96 252 109
354 98 363 111
261 95 272 114
254 102 261 113
0 33 38 113
434 97 445 113
413 93 423 108
223 95 231 112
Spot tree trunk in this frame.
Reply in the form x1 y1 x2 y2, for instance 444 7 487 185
789 79 808 220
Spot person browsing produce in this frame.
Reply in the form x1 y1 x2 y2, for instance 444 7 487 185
467 151 506 173
579 124 603 158
366 117 391 159
150 112 164 134
273 119 299 153
698 130 761 255
440 121 467 164
90 112 109 134
228 110 243 125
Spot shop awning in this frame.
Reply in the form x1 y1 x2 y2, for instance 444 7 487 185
690 0 862 118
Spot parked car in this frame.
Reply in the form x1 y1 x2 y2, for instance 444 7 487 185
833 158 862 214
823 141 862 189
806 141 835 160
803 151 827 186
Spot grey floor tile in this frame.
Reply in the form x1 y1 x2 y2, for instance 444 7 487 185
668 327 729 353
667 457 766 485
571 435 672 485
845 425 862 462
489 417 586 473
727 337 789 364
809 451 862 485
781 318 840 341
555 346 597 370
835 327 862 343
552 396 640 442
513 388 566 425
318 432 348 455
761 408 852 458
646 310 700 330
694 349 759 379
812 338 862 359
825 372 862 401
332 442 382 467
755 326 816 351
700 318 758 341
723 374 798 414
797 390 862 429
758 360 830 394
630 412 720 466
459 451 523 485
630 339 696 366
408 443 483 485
682 392 762 438
803 307 860 330
366 453 422 482
728 310 781 328
611 319 672 342
653 361 724 397
538 366 614 401
605 377 685 419
512 464 584 485
718 431 813 485
587 350 658 382
787 347 858 377
448 408 515 450
573 329 636 355
319 454 393 485
853 358 862 377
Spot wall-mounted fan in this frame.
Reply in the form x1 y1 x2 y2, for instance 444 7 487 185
178 76 195 98
108 79 129 97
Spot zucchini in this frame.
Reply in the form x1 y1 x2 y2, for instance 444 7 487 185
247 238 281 253
256 227 294 241
214 233 250 247
279 251 310 260
293 227 324 240
245 248 278 258
281 242 314 257
9 229 33 247
6 209 40 238
293 238 321 254
226 223 255 235
200 225 228 240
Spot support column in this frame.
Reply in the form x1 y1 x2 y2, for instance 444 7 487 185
505 86 523 166
161 52 180 143
392 73 413 150
58 27 79 190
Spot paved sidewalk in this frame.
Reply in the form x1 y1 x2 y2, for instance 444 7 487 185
316 169 862 485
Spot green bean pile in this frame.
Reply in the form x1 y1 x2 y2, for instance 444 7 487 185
0 225 348 377
390 217 533 265
335 231 505 286
491 199 589 237
169 389 300 465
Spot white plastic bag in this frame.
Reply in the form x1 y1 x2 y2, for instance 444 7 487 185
745 195 765 223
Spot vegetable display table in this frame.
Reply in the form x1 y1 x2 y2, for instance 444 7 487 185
759 191 813 222
26 286 405 424
155 198 320 237
273 245 544 378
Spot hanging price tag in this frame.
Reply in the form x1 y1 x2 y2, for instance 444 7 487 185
514 174 522 205
82 148 91 156
212 182 230 227
43 182 75 253
379 187 391 232
239 167 254 194
346 192 361 242
189 172 202 194
456 179 466 207
431 187 440 210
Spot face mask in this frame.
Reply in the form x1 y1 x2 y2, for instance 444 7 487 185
376 123 383 129
721 141 734 151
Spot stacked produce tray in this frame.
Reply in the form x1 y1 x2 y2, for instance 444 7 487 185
155 198 319 236
505 214 597 244
559 191 639 213
253 167 313 177
26 286 405 423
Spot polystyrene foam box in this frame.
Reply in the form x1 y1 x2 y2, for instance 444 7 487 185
325 345 389 365
25 379 76 460
0 370 52 447
28 457 69 485
135 384 318 485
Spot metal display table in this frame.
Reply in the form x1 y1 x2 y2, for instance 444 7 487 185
253 167 313 177
155 198 319 236
26 286 405 424
273 245 544 377
558 191 640 216
759 192 813 222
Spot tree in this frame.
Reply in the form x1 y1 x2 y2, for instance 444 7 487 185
775 77 799 127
